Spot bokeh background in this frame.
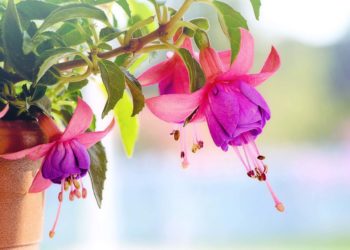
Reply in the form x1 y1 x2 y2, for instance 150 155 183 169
42 0 350 249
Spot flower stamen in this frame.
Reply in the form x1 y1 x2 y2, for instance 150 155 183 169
49 180 64 239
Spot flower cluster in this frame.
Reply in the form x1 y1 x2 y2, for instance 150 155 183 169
139 28 284 212
0 98 114 237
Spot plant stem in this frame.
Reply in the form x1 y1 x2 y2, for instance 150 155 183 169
55 0 195 72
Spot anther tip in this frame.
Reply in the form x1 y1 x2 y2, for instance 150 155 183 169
275 203 285 212
182 161 189 169
49 231 55 239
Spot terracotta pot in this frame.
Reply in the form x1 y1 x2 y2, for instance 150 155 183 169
0 121 47 249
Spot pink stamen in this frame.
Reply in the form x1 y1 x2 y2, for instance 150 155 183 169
49 180 64 238
233 147 250 172
180 128 189 168
80 179 87 199
242 143 254 171
265 180 285 212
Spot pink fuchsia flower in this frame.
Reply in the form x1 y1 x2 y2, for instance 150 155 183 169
138 38 193 95
0 98 115 237
0 103 9 118
139 38 204 167
146 28 284 212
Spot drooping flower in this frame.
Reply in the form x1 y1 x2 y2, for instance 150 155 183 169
139 38 204 167
0 98 115 237
0 103 9 118
145 28 284 211
138 38 193 95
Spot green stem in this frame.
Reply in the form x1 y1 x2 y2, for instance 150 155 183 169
167 0 194 29
55 0 195 72
124 16 156 45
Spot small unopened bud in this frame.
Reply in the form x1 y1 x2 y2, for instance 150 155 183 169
58 192 63 202
49 231 55 238
82 188 87 199
276 203 285 212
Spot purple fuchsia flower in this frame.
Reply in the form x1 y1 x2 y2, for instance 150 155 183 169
145 28 284 212
0 98 115 237
139 37 204 167
0 103 9 118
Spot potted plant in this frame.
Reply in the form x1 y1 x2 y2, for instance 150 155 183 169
0 0 282 248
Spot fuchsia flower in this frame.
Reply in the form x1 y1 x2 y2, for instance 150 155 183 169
0 98 115 237
139 38 204 167
143 28 284 212
0 103 9 118
139 38 193 95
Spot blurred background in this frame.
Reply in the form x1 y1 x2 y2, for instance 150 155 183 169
42 0 350 249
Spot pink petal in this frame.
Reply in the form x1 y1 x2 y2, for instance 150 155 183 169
61 98 93 141
217 50 231 71
0 103 9 118
182 38 194 55
75 119 115 149
237 46 281 87
146 88 205 123
138 60 173 86
0 142 54 161
217 28 254 79
29 170 52 193
199 47 225 78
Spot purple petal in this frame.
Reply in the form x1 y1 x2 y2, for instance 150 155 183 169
42 143 65 182
208 84 239 137
70 140 90 170
204 106 230 151
60 142 81 177
239 81 270 119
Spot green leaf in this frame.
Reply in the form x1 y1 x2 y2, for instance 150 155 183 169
37 3 109 33
122 69 145 116
250 0 261 20
194 30 210 50
88 142 107 208
98 59 126 118
84 0 115 5
67 79 89 92
30 85 47 101
17 1 58 20
97 42 113 51
177 48 206 93
2 0 35 79
56 21 91 47
116 0 131 17
99 26 122 42
190 18 210 31
35 48 77 83
213 0 248 64
114 92 139 157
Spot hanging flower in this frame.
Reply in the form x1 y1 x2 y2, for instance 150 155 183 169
138 38 194 95
144 28 284 212
0 103 9 118
0 98 115 237
139 38 204 167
